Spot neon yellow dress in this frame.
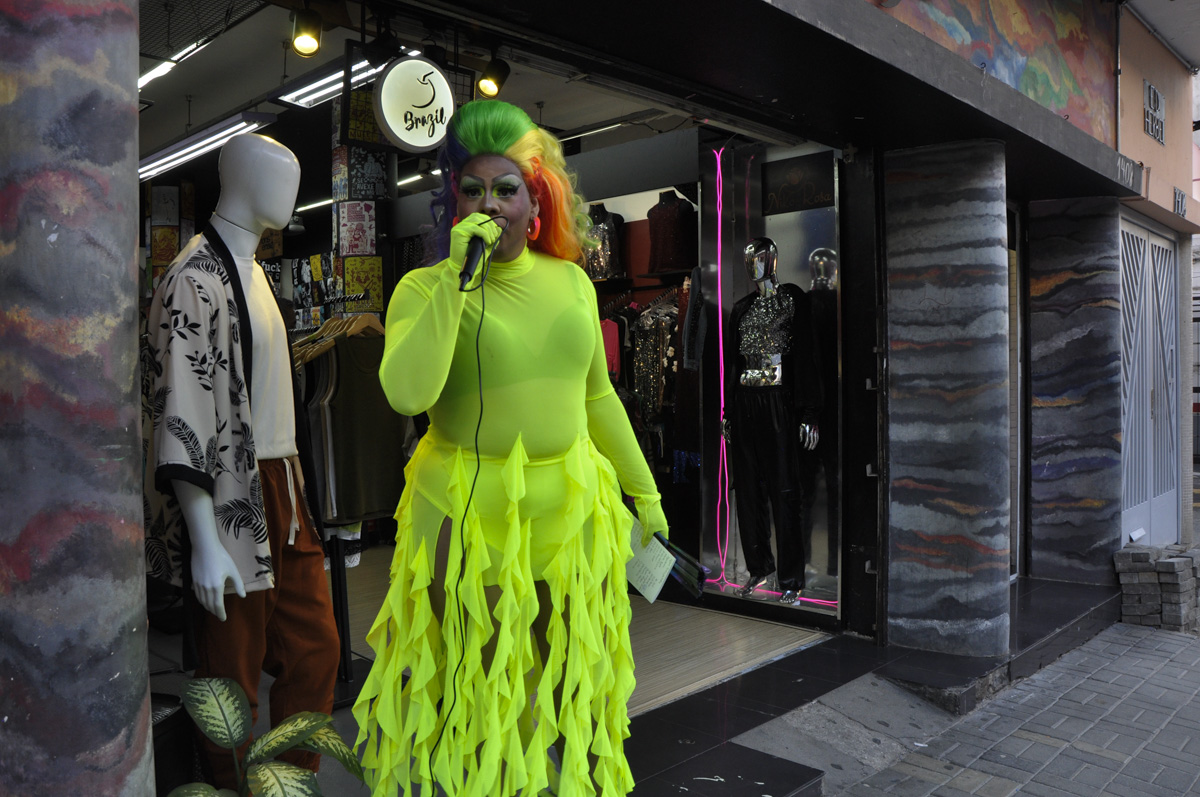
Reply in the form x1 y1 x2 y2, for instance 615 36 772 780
353 246 667 797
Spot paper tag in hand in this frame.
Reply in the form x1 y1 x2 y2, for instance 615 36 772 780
626 518 674 603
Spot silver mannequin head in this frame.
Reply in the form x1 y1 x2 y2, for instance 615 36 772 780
808 247 838 289
744 237 778 284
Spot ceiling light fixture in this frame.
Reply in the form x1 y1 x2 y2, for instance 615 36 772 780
275 59 386 109
292 6 323 58
477 55 510 98
295 198 334 213
137 40 210 90
138 111 276 181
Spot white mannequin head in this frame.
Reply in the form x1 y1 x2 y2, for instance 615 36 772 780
211 134 300 254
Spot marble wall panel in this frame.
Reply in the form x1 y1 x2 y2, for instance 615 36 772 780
1027 198 1122 584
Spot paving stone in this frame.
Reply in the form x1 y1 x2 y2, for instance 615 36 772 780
940 740 987 769
927 785 975 797
1117 757 1164 781
1107 773 1187 797
1017 781 1092 797
968 756 1032 783
901 753 960 777
943 767 991 792
1071 762 1118 789
1023 773 1098 797
882 775 939 797
973 775 1022 797
1151 764 1199 792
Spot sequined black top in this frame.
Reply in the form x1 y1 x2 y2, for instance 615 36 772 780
727 282 822 426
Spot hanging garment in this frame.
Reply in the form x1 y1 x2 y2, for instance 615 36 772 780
325 336 407 521
354 246 666 797
646 190 698 274
584 203 625 280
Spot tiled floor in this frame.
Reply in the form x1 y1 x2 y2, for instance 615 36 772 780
150 577 1117 797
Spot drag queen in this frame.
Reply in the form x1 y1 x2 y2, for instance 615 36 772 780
353 99 668 797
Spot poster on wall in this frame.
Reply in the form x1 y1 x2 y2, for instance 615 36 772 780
762 151 835 216
150 226 179 266
338 201 376 256
344 256 383 312
256 227 283 260
151 186 180 226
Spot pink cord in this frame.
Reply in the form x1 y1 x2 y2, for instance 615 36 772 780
712 148 732 588
707 146 837 610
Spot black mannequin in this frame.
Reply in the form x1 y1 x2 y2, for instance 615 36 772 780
647 189 697 273
800 247 840 579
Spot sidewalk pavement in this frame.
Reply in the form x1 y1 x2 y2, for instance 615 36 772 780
735 623 1200 796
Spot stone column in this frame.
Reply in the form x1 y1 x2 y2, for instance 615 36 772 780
0 4 152 795
884 140 1011 657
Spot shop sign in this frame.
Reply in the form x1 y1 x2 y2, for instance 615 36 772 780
1143 80 1165 145
762 151 835 216
373 56 455 153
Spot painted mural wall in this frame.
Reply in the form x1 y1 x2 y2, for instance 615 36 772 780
867 0 1117 148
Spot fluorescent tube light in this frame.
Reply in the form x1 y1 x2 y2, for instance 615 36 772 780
138 41 209 91
276 59 386 109
139 111 277 181
295 198 334 212
139 61 175 89
559 123 622 142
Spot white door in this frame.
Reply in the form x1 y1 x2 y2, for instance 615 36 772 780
1120 218 1179 546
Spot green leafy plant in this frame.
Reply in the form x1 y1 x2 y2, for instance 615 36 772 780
166 677 364 797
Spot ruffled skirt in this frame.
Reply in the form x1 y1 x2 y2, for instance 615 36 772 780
352 431 636 796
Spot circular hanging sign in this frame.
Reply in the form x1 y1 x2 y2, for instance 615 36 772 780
373 55 455 153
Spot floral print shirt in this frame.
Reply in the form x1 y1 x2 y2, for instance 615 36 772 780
142 230 273 592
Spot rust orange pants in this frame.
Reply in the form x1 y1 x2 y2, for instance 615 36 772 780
193 456 339 789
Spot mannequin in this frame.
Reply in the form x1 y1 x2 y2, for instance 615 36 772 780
647 188 698 273
726 238 821 604
142 134 339 788
800 247 840 579
584 201 624 279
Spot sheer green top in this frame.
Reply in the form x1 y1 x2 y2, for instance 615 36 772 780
379 246 667 536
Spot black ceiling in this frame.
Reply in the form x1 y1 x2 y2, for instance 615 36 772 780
140 0 267 61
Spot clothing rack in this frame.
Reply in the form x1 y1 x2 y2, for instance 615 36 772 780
320 291 371 307
600 290 635 318
641 285 680 312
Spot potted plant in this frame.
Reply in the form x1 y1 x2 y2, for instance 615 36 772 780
166 677 364 797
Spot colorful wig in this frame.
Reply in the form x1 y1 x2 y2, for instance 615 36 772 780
426 100 590 265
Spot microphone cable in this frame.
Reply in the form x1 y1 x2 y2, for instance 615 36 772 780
428 215 508 779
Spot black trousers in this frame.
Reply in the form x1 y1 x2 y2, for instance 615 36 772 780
732 387 806 591
799 428 839 576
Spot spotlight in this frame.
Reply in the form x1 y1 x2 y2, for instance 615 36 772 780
477 56 510 98
292 8 322 58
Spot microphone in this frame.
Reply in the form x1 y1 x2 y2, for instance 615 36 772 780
459 235 486 291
